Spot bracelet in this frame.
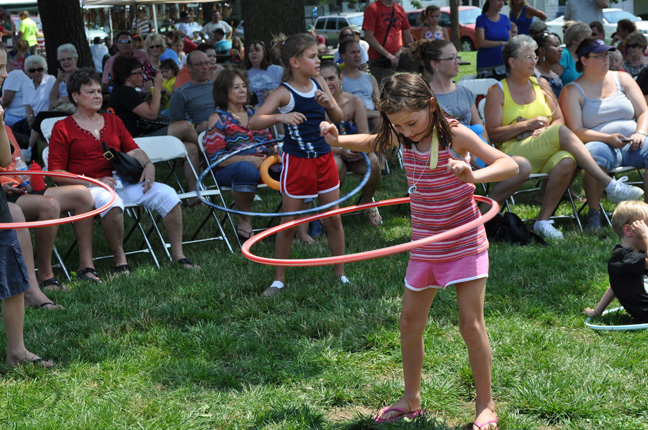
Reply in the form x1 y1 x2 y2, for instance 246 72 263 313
636 130 648 136
143 160 152 167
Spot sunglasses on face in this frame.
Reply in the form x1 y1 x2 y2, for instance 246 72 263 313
28 67 44 73
149 44 163 49
118 39 132 44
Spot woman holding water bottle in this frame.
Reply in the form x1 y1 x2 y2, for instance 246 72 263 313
48 68 199 275
0 126 99 288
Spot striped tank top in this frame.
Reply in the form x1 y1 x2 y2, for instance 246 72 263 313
403 126 488 263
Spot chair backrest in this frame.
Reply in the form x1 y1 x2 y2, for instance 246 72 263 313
135 136 188 164
457 78 498 96
41 117 66 143
477 98 487 124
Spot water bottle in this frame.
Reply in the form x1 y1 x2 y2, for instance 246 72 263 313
112 170 124 197
108 73 114 94
14 156 33 193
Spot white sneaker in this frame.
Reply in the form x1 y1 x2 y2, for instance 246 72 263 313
533 220 564 239
607 176 644 203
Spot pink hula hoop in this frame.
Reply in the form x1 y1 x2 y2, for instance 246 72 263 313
0 171 117 229
242 195 499 266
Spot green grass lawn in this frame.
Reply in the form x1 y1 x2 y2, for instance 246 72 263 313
3 151 648 430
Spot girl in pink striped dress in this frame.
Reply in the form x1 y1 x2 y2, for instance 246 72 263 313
320 74 518 430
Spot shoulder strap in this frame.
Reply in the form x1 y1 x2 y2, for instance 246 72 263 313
381 5 396 47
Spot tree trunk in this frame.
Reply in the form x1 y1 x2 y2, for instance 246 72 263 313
450 0 461 51
241 0 305 59
37 0 92 72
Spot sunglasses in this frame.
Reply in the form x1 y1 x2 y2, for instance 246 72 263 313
28 67 44 73
118 39 132 44
149 44 163 49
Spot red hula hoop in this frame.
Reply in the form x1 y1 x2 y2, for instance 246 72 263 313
0 171 117 229
241 195 499 266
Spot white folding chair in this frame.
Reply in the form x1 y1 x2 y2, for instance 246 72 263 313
40 116 66 143
136 136 234 253
457 78 498 97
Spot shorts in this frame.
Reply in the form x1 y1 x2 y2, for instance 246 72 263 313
0 229 30 300
404 249 489 291
586 138 648 171
501 124 575 174
280 151 339 199
90 181 181 218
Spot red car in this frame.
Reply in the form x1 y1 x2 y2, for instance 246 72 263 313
407 6 480 51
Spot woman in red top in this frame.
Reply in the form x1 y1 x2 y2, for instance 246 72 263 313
49 68 198 274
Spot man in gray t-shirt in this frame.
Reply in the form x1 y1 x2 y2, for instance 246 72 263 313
564 0 609 27
169 50 214 133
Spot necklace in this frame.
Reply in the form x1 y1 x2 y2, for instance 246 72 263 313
408 128 439 194
229 109 247 121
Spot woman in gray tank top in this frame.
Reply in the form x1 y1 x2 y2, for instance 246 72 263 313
561 37 648 230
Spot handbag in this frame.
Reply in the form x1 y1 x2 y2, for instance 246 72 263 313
101 141 144 184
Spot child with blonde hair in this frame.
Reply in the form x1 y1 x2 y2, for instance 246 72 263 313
584 201 648 322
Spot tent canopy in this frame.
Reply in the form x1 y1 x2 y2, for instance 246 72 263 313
82 0 224 5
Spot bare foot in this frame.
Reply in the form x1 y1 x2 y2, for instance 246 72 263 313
6 351 54 368
295 233 315 245
366 207 383 226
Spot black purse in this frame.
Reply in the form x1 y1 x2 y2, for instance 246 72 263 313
135 117 173 135
101 141 144 184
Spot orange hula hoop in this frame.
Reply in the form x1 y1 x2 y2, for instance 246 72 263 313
0 171 117 229
241 195 499 266
259 154 281 191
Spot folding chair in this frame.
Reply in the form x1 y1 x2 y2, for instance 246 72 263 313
457 78 498 97
41 116 66 143
136 136 234 253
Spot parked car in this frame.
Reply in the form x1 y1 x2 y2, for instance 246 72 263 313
407 6 480 52
546 8 648 43
314 12 364 46
85 24 108 44
234 20 244 42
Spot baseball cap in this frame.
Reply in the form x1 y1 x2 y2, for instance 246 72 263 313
576 38 615 58
349 25 362 34
307 24 315 32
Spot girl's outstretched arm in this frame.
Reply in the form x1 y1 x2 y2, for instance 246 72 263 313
248 86 306 130
320 121 385 152
449 124 518 184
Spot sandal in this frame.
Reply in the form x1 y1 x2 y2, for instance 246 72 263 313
237 225 253 243
474 418 498 430
39 277 69 292
176 257 200 270
114 264 130 274
76 267 100 283
365 207 383 227
373 406 425 424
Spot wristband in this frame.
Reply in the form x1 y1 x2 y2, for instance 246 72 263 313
636 130 647 136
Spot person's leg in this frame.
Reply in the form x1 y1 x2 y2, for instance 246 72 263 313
100 207 127 267
582 141 618 211
485 156 532 209
4 293 53 367
215 161 260 238
455 278 497 430
318 188 345 278
270 194 304 284
537 157 575 220
44 186 98 280
15 194 60 284
9 203 62 307
375 286 437 421
160 203 194 265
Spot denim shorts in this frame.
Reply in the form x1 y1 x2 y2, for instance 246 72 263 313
0 229 30 300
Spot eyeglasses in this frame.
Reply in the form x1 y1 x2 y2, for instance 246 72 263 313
627 44 643 49
149 44 163 49
28 67 44 73
438 55 461 62
118 39 132 44
519 55 538 62
130 70 144 75
340 33 354 38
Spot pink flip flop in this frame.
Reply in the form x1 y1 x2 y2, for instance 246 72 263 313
474 418 498 430
373 406 425 424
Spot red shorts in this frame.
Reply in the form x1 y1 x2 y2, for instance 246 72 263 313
280 151 340 198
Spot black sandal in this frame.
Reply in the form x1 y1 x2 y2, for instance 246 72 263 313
76 267 100 283
114 264 130 274
39 277 69 292
176 258 198 269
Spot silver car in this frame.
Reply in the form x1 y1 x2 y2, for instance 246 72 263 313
314 12 364 46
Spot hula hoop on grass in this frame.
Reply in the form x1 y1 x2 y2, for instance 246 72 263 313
242 195 499 266
0 171 116 229
196 139 371 217
259 154 281 191
585 306 648 331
